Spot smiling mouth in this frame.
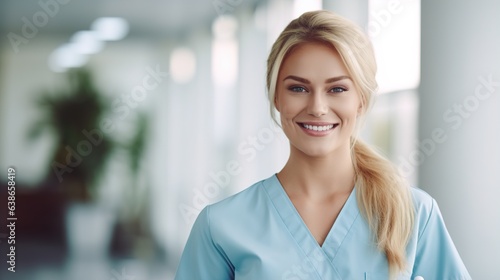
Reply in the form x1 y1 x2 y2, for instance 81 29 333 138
298 123 339 131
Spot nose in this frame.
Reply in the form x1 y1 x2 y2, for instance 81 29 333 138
307 92 328 117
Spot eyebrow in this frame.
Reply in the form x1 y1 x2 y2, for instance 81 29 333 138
283 75 351 84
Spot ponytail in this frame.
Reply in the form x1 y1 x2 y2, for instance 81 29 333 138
352 140 414 277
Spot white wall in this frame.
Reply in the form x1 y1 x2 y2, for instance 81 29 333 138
419 0 500 278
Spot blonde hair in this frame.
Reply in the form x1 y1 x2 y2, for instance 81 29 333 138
266 10 414 276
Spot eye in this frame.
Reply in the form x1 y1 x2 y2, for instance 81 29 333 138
329 87 347 93
288 86 308 93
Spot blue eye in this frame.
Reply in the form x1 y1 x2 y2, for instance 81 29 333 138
329 87 347 93
289 86 307 93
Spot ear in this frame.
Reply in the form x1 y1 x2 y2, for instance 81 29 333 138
274 94 280 112
357 103 364 116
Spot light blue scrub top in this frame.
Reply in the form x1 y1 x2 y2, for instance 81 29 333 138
175 175 471 280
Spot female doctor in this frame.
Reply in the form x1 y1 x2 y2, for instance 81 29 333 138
175 10 471 280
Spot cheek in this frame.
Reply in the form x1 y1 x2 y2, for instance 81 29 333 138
277 98 300 120
337 99 361 123
280 106 295 119
278 104 300 133
280 109 296 130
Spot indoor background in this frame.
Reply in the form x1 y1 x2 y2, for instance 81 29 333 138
0 0 499 279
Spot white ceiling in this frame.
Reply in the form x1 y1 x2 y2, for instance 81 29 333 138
0 0 261 39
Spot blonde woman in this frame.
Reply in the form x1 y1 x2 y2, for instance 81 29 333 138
175 10 470 280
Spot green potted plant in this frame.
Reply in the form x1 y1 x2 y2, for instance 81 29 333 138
29 68 115 259
30 68 113 201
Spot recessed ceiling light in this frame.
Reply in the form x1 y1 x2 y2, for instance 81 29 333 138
91 17 129 41
48 44 88 72
71 30 104 55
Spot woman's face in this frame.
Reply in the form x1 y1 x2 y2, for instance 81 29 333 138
275 42 362 158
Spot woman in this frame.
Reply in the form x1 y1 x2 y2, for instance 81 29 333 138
175 10 470 280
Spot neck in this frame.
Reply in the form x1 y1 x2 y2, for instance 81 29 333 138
277 144 355 200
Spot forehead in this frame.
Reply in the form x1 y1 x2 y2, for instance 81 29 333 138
279 42 349 80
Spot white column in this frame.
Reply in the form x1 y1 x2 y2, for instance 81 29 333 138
234 6 290 190
419 0 500 278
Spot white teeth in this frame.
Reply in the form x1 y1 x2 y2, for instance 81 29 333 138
303 124 335 131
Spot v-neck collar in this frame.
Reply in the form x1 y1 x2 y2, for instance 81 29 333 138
263 174 360 279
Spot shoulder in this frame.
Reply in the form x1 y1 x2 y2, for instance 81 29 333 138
202 175 275 225
209 176 270 211
197 175 275 244
409 186 435 213
409 187 442 237
407 188 472 279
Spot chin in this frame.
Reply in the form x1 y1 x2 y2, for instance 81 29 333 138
297 146 338 158
292 138 352 158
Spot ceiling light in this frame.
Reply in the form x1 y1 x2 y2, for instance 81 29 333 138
48 44 88 72
170 47 196 84
91 17 129 41
71 30 104 55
